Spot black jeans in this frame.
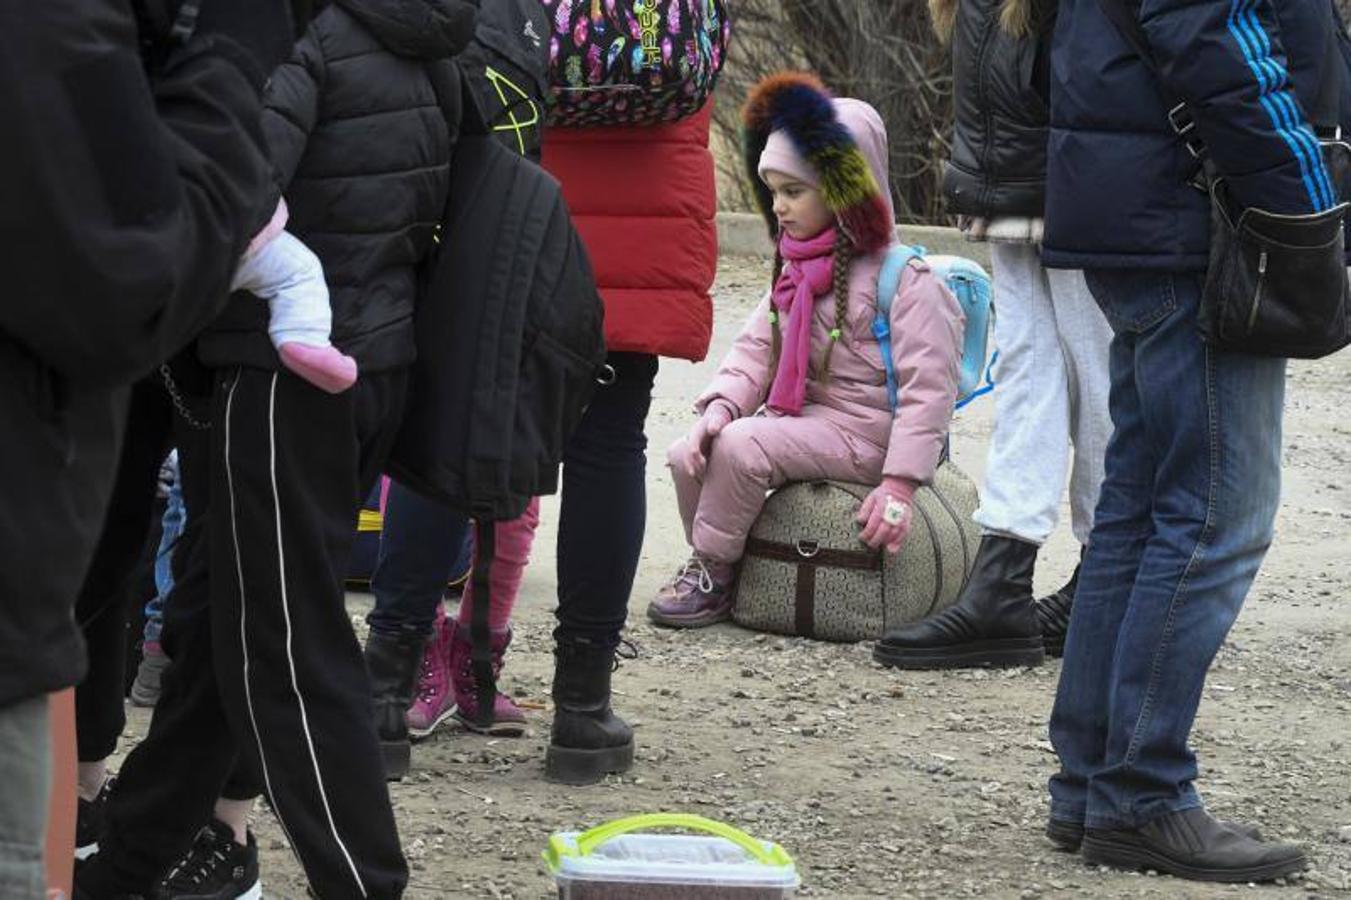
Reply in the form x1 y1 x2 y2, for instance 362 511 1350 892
555 351 658 648
365 351 658 650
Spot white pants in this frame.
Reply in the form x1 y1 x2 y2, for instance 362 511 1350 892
973 242 1113 546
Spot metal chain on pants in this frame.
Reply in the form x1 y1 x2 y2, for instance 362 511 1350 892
159 363 211 431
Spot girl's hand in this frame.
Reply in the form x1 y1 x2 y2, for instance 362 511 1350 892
674 400 736 479
856 476 919 554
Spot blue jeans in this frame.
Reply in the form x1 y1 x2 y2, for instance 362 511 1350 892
0 695 48 899
367 480 472 638
1049 270 1286 830
143 458 185 646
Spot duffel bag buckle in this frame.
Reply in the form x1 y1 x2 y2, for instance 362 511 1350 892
795 539 820 559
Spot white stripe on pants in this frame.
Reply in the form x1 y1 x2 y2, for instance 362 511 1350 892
974 242 1113 546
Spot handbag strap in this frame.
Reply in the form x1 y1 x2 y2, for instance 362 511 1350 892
1094 0 1209 160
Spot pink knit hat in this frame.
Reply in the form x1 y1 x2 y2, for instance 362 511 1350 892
757 130 819 188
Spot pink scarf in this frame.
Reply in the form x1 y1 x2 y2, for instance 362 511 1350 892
767 228 837 415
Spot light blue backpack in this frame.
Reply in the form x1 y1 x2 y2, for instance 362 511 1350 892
873 244 994 411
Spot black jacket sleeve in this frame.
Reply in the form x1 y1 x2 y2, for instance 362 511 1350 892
0 0 275 385
262 22 328 194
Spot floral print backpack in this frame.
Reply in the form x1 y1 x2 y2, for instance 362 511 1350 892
542 0 730 126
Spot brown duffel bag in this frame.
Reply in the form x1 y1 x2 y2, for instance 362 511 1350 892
731 462 980 642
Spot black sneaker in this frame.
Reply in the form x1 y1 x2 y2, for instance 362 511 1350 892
76 776 116 862
154 819 261 900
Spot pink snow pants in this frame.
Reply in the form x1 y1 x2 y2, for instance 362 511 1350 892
668 408 884 564
456 497 541 632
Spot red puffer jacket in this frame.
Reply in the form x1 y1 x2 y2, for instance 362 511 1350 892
541 105 717 362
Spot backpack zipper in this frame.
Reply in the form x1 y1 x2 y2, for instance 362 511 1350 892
1246 249 1268 334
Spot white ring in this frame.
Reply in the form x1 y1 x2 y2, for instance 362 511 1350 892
882 497 907 526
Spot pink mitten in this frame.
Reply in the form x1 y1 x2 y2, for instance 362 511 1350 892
856 476 919 554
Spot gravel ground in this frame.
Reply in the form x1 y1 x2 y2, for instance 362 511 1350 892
122 256 1351 898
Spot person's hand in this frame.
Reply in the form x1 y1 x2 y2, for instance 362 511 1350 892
672 400 736 480
856 476 918 554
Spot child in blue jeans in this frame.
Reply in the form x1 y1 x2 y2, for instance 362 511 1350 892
129 452 183 707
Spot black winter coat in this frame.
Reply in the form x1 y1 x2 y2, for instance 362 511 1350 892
199 0 480 373
1043 0 1345 271
942 0 1057 218
0 1 275 705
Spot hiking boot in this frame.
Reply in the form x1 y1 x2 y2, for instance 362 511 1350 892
406 607 455 740
1035 547 1084 658
1082 807 1305 883
154 819 261 900
545 637 636 785
76 776 116 862
873 535 1044 669
447 621 527 737
130 642 171 708
1047 814 1262 852
363 626 426 780
646 554 735 628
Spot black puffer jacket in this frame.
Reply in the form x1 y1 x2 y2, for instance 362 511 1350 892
940 0 1056 218
199 0 479 372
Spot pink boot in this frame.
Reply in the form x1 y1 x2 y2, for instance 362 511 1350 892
279 342 358 394
406 605 455 739
447 621 527 737
647 553 736 628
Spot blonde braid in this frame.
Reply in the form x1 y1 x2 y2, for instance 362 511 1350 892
819 229 854 384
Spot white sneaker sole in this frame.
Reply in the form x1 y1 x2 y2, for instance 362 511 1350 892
408 705 457 741
238 880 263 900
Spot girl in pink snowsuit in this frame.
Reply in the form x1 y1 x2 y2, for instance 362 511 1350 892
649 73 965 628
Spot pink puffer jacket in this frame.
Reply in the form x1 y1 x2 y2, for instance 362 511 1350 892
695 101 964 486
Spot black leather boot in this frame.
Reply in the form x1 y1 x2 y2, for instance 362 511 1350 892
873 535 1044 669
1083 807 1305 883
363 627 426 781
545 637 635 785
1035 546 1084 658
1047 813 1263 852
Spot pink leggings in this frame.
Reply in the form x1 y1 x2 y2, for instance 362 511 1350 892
455 497 541 632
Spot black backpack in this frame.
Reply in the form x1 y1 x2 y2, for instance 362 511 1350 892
457 0 551 161
388 71 606 726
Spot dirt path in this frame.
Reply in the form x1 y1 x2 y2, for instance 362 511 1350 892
122 256 1351 898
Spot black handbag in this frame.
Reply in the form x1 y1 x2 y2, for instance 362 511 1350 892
1097 0 1351 359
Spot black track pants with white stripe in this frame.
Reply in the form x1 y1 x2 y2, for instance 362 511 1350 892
103 366 409 899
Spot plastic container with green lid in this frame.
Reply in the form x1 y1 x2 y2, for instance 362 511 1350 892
543 814 800 899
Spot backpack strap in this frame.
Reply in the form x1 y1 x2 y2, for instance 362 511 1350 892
872 244 926 412
468 519 497 731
